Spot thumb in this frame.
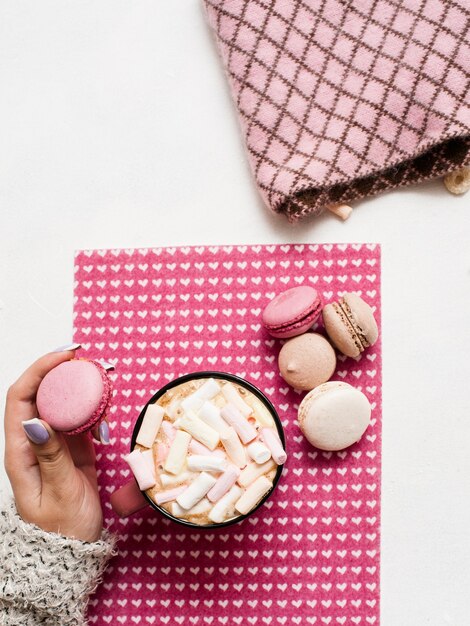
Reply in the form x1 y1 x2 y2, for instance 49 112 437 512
22 418 75 492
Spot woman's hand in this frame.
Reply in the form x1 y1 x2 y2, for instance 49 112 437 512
4 349 104 542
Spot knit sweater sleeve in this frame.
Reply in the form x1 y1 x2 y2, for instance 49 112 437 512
0 500 117 626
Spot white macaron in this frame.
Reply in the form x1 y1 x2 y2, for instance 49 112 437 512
297 381 371 451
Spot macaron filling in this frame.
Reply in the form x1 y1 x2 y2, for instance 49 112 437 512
340 299 370 350
266 301 322 333
331 302 366 353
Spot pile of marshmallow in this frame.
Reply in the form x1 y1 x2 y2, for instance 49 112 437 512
124 378 286 525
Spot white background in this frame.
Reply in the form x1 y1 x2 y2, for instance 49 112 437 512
0 2 469 624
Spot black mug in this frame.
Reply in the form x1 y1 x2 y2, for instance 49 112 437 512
110 371 285 528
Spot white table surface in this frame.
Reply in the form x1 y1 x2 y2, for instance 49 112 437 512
0 2 469 624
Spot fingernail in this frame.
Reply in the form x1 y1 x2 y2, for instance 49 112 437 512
97 359 115 371
99 421 110 445
22 418 50 445
53 342 81 353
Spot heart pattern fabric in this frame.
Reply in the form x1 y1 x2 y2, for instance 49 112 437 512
73 243 382 625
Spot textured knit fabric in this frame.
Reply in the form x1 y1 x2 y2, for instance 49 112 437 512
0 500 117 626
204 0 470 221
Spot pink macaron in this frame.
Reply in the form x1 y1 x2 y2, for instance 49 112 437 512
36 359 113 435
262 286 323 339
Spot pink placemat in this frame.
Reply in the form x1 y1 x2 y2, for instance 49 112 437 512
73 243 382 626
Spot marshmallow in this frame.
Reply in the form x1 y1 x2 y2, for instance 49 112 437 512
212 449 227 459
124 449 156 490
156 443 169 464
189 438 216 456
209 485 243 523
196 377 221 398
178 411 220 450
237 459 276 488
161 420 176 442
221 404 257 444
176 472 217 510
220 427 247 468
165 397 181 419
188 439 226 458
136 403 165 448
181 395 204 413
249 396 276 427
221 383 253 418
171 497 212 518
199 401 230 435
187 455 226 473
261 428 287 465
160 470 195 488
235 476 273 515
207 465 241 503
164 430 191 475
181 378 221 412
247 440 272 464
153 485 187 505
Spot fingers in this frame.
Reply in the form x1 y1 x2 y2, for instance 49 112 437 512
7 419 99 504
4 349 79 487
66 432 97 468
66 432 99 489
91 417 110 446
22 418 76 498
5 436 42 509
5 348 79 440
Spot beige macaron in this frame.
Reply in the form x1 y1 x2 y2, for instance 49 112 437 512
298 381 371 451
322 293 378 358
278 333 336 391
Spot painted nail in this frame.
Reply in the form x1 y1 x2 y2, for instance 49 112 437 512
22 418 50 445
99 421 110 445
97 359 115 371
53 343 81 353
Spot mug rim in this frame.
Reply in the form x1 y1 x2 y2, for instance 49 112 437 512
130 371 285 529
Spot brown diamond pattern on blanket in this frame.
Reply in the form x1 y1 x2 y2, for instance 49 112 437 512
204 0 470 221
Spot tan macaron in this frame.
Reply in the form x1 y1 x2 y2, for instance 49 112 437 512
278 333 336 391
322 293 378 358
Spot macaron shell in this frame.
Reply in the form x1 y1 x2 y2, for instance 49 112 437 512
343 293 379 347
263 286 322 338
67 361 112 434
278 333 336 390
322 302 363 357
298 381 371 451
299 380 347 405
36 359 111 433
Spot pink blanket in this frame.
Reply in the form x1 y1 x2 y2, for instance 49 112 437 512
74 243 382 625
204 0 470 221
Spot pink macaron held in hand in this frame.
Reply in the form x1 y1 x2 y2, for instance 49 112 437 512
36 359 113 434
4 348 112 544
262 286 323 338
